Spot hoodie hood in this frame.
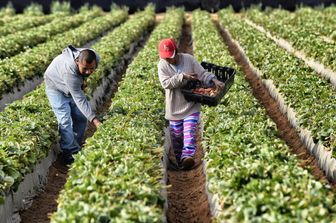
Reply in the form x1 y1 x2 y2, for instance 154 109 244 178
63 44 100 67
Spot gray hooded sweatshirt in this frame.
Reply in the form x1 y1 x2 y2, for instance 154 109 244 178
44 45 100 122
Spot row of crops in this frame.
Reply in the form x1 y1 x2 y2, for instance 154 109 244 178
51 6 184 222
52 7 336 222
0 1 77 18
243 7 336 71
224 8 336 177
0 7 130 203
192 10 336 222
0 2 335 222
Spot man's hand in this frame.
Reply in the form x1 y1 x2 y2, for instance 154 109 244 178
212 79 225 90
92 117 102 128
183 73 198 80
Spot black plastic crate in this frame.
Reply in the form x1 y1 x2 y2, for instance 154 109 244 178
181 61 235 106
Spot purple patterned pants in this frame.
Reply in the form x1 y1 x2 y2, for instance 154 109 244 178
169 112 200 161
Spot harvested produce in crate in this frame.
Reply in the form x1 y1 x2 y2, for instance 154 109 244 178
181 61 235 106
192 87 219 96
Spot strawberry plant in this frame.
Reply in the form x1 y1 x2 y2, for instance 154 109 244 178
85 6 156 96
0 9 101 59
0 8 130 203
0 9 127 101
243 8 336 71
0 14 55 37
192 9 336 222
220 9 336 157
51 7 185 222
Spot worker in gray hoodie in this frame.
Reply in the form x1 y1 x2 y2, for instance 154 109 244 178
44 45 102 165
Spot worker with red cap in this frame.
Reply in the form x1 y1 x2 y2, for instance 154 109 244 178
157 38 224 169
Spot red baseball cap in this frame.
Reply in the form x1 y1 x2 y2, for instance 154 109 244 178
158 38 177 59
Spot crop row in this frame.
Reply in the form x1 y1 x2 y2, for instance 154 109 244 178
243 8 336 71
0 14 55 37
268 7 335 40
0 4 15 18
192 9 336 222
323 5 336 15
0 9 127 102
220 10 336 158
0 9 101 59
85 7 155 96
249 7 335 39
51 7 185 222
0 8 138 203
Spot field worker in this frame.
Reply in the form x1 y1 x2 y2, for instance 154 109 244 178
158 38 224 170
44 45 102 165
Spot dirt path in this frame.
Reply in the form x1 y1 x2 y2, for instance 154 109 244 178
179 13 193 55
164 14 212 223
165 128 212 223
19 24 154 223
212 16 333 185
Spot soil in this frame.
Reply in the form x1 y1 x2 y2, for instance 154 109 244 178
179 13 193 55
156 13 165 23
164 14 212 223
212 16 334 186
19 21 154 222
165 127 212 223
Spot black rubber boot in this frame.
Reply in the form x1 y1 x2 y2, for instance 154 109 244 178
62 150 74 165
181 156 195 170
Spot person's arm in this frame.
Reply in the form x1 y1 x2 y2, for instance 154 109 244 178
158 64 185 89
64 73 101 127
158 61 199 89
192 57 224 89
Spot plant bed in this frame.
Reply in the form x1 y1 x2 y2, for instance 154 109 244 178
0 9 128 108
162 123 212 223
51 7 185 222
0 7 156 221
191 9 336 222
0 145 58 223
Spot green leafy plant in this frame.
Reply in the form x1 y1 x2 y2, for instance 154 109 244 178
23 3 44 16
0 14 55 37
0 2 15 17
193 9 336 222
243 8 336 71
220 9 335 157
51 7 185 222
50 1 71 14
0 9 128 203
0 9 102 59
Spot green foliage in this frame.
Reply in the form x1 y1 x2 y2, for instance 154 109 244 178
110 3 129 13
244 8 336 70
0 9 128 204
50 1 71 14
0 15 54 37
51 7 185 222
224 9 336 154
193 9 336 222
23 3 44 16
79 3 90 12
85 6 155 96
0 2 15 17
0 9 102 59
